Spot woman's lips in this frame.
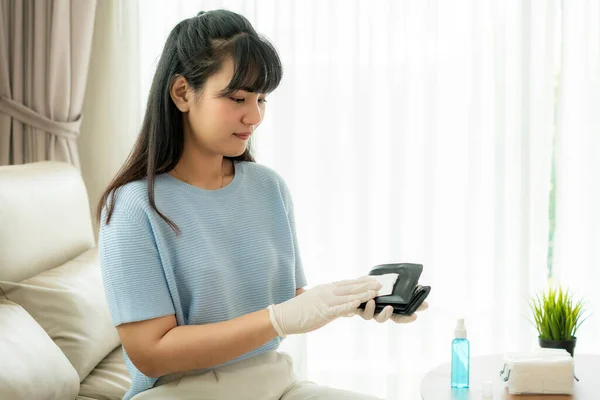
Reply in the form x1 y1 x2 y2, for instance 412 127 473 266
233 132 252 140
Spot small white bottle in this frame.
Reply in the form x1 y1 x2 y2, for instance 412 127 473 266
482 380 493 399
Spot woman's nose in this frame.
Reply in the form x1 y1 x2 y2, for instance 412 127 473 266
242 102 262 126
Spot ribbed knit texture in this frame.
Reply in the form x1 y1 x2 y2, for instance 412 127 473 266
98 161 307 400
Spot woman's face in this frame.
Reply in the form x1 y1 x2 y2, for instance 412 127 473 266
176 58 267 158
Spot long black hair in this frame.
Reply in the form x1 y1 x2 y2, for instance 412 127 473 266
97 10 283 233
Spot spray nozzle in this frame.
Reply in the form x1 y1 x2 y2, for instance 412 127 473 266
454 318 467 339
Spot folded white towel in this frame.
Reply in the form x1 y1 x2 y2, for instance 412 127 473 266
502 348 574 395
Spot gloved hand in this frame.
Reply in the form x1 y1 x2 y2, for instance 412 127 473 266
355 300 429 323
268 276 382 338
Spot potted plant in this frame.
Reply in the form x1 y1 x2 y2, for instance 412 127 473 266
530 286 587 357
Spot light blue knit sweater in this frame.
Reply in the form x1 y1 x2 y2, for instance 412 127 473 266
98 161 307 400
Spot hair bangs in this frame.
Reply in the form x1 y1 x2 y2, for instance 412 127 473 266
219 33 283 96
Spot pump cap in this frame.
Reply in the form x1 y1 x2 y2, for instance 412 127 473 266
454 318 467 339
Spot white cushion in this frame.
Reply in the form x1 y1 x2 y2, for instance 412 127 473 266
0 300 80 399
0 161 95 283
0 247 121 382
78 345 131 400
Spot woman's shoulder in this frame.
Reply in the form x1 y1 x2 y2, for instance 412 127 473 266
114 179 149 203
238 162 294 207
238 161 287 187
105 178 154 221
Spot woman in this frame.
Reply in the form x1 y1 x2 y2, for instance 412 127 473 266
98 9 424 400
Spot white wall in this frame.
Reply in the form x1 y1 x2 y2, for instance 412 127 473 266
79 0 142 238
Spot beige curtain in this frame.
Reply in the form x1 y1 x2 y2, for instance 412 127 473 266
0 0 96 167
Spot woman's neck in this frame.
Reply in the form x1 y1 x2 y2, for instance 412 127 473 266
171 149 232 190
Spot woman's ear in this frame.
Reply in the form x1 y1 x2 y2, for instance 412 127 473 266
170 75 192 112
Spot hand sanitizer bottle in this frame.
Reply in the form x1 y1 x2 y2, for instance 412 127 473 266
451 318 470 388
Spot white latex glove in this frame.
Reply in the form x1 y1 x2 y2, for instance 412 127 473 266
356 300 429 323
268 276 382 338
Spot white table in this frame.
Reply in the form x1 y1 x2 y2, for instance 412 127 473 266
421 354 600 399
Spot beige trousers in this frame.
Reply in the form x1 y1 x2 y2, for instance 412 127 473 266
131 351 383 400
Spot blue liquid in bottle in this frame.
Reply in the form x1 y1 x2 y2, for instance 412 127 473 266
451 318 470 388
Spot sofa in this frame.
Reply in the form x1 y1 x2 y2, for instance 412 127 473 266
0 161 131 399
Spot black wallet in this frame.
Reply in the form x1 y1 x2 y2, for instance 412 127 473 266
358 263 431 316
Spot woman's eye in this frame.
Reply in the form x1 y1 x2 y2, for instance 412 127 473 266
230 96 267 104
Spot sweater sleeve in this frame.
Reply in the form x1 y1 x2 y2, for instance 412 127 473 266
276 177 308 289
288 197 307 289
98 201 175 326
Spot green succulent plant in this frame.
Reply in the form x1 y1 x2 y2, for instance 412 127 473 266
530 286 587 341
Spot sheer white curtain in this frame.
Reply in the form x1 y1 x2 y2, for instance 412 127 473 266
138 1 557 398
553 0 600 355
79 0 142 236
